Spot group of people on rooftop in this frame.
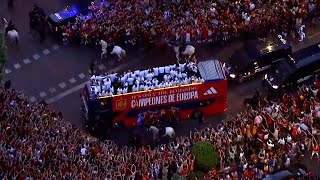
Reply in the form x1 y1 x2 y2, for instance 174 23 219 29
60 0 319 45
89 60 200 96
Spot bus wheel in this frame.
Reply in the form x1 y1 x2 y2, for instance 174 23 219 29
238 75 244 84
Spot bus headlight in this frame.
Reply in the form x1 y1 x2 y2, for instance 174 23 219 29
272 85 279 89
230 74 236 78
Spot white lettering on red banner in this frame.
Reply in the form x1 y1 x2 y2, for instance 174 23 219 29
131 90 199 108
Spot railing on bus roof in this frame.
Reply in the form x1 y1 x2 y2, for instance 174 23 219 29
198 60 225 81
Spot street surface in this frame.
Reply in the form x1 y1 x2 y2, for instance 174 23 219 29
1 0 320 175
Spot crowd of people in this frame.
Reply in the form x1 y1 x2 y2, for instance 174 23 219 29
60 0 319 45
89 60 201 97
1 77 319 179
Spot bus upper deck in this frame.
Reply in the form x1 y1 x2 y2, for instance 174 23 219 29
87 60 225 99
82 60 227 127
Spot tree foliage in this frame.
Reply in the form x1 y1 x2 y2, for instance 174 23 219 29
190 141 218 172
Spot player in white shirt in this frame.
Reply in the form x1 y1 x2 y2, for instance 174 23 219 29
127 76 134 86
154 83 159 89
122 86 128 94
159 66 165 76
179 62 186 72
146 72 154 81
153 67 159 76
182 72 187 79
164 66 171 73
105 78 111 89
134 70 140 77
152 78 159 85
139 84 145 91
120 76 126 85
183 77 189 84
177 71 182 79
117 87 123 94
170 64 176 70
109 72 117 82
144 84 149 91
109 86 114 94
163 74 170 82
170 69 177 78
139 70 145 77
132 84 139 92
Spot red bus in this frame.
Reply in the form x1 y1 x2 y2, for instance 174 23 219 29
82 60 227 127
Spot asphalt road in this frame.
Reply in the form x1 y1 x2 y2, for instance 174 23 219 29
1 0 320 176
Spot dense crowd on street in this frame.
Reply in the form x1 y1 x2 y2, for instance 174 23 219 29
89 60 201 96
61 0 319 45
1 76 320 178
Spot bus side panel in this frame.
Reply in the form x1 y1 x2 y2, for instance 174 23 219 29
111 80 228 127
178 79 228 120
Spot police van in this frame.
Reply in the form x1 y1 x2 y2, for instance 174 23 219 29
264 43 320 91
224 35 292 83
47 7 78 36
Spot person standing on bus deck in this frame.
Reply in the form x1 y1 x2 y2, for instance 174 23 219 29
109 71 117 82
146 70 154 81
179 61 186 72
127 75 134 89
159 66 165 79
153 67 159 77
165 65 171 74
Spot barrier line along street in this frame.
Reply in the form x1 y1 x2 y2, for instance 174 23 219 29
45 61 134 104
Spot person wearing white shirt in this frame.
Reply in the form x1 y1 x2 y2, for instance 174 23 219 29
139 70 145 77
105 78 111 89
127 76 134 86
127 70 133 78
170 64 176 70
182 77 189 84
134 70 140 77
109 86 114 94
170 69 177 78
152 78 159 85
106 90 113 96
144 84 149 91
164 66 171 73
117 87 123 95
153 67 159 76
182 72 187 79
177 72 182 79
120 76 126 84
139 84 145 91
122 86 128 94
179 62 186 72
159 66 165 76
146 80 152 86
80 147 87 156
154 83 159 89
132 84 139 92
146 72 154 81
109 72 117 82
135 79 140 86
163 74 170 82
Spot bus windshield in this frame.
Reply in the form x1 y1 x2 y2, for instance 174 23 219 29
272 59 295 83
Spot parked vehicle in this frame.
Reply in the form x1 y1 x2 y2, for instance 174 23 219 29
224 35 292 83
